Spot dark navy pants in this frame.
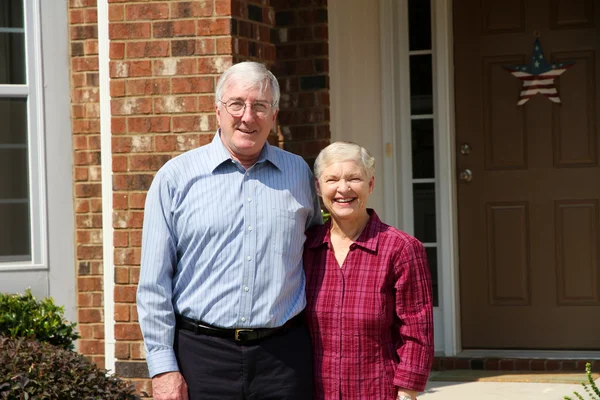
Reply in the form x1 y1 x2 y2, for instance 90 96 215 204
174 323 313 400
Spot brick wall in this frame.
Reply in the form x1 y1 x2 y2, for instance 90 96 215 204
272 0 330 166
68 0 331 395
69 0 105 370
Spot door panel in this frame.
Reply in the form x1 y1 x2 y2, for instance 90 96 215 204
455 0 600 348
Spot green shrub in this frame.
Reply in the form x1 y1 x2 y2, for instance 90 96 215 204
563 363 600 400
0 289 79 350
0 336 142 399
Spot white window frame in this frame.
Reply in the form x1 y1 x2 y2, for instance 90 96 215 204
0 0 48 271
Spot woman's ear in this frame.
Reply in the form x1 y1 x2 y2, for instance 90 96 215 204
368 176 375 194
315 177 322 196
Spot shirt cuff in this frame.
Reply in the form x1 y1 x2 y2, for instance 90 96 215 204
393 368 430 392
146 348 179 378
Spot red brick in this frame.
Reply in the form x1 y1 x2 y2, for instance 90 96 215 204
114 285 137 303
154 96 198 114
114 211 145 229
79 339 103 355
130 231 143 247
113 192 129 209
153 20 196 38
75 199 90 213
198 95 214 112
110 42 125 59
113 174 155 191
197 18 230 36
71 25 97 40
130 268 141 286
109 4 124 21
126 41 170 58
171 2 213 18
115 303 131 321
215 0 232 15
113 155 128 173
126 78 171 96
79 309 103 324
76 214 103 229
112 136 132 153
115 324 143 340
216 37 232 54
131 342 145 359
72 57 99 72
111 98 152 116
115 342 130 359
114 229 129 247
196 38 216 55
198 56 232 74
74 166 88 181
109 22 152 40
172 76 213 94
125 3 169 20
115 267 129 284
75 183 102 198
70 10 84 24
128 116 171 133
155 135 177 152
110 80 125 97
77 246 104 261
112 117 127 134
129 154 171 171
83 9 98 23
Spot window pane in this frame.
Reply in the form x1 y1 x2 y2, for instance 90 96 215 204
0 32 26 84
412 119 434 179
0 149 28 199
408 0 431 51
410 55 433 115
0 202 30 258
0 0 24 28
0 98 27 144
425 247 438 307
413 182 436 242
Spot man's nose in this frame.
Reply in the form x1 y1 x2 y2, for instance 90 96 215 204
241 104 255 122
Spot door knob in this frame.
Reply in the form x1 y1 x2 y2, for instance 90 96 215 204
459 169 473 182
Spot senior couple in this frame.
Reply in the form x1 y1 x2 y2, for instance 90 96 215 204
137 61 434 400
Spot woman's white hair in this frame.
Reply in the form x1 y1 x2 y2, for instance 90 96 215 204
215 61 280 108
314 141 375 180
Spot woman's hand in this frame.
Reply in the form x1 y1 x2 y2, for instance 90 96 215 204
396 388 418 400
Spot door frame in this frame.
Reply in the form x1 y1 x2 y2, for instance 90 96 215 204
379 0 461 356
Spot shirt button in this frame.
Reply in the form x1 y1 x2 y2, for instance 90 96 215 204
247 256 252 261
247 197 252 202
241 317 247 322
248 226 253 231
244 286 249 292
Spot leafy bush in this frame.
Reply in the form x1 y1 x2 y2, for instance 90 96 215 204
0 336 142 399
564 363 600 400
0 289 79 350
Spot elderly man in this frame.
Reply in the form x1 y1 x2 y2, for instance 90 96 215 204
137 61 322 400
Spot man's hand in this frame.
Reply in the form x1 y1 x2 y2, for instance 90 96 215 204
152 371 189 400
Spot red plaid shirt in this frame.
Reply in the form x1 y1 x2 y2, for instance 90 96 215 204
304 210 434 399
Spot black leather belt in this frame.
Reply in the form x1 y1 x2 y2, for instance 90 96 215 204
175 313 303 343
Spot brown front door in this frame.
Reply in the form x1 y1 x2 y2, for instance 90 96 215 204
455 0 600 349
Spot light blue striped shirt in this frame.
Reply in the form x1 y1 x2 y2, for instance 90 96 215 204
137 132 322 378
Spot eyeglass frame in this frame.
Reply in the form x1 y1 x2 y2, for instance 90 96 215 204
218 99 276 118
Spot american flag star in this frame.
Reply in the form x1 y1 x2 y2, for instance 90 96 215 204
504 37 574 106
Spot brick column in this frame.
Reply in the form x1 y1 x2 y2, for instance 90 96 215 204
69 0 106 369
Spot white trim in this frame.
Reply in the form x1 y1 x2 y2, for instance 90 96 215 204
0 86 29 96
395 0 414 234
432 0 461 356
379 0 399 228
97 0 116 374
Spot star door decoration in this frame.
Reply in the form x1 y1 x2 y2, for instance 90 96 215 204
504 37 574 106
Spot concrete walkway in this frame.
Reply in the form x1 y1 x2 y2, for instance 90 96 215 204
420 379 597 400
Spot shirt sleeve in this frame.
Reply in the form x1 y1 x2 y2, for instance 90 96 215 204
392 238 435 392
136 169 180 378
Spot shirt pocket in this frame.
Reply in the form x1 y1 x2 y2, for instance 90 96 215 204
272 208 305 257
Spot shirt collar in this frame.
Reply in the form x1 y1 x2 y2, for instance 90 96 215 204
305 209 382 253
208 130 282 172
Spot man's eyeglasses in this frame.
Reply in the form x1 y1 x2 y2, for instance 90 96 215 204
219 99 274 118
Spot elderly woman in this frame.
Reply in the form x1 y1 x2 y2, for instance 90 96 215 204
304 141 434 400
